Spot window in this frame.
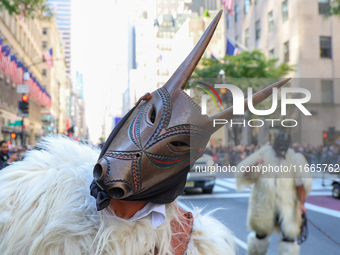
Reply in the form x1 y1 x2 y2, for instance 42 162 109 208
42 41 47 49
235 5 239 22
244 0 250 14
57 22 70 26
320 36 332 58
43 28 48 35
56 17 71 22
42 69 47 77
321 80 333 103
235 35 239 43
268 11 274 32
283 41 289 62
245 28 249 47
255 20 261 40
269 49 275 58
255 0 258 5
22 33 25 49
227 13 230 29
282 0 288 22
318 0 330 15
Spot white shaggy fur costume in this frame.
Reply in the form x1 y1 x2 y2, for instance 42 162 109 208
235 145 312 255
0 137 235 255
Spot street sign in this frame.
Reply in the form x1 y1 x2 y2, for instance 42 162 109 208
17 85 30 93
17 113 29 117
8 120 23 126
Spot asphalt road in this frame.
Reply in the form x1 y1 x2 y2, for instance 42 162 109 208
178 178 340 255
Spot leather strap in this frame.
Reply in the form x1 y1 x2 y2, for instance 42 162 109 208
170 208 194 255
154 207 193 255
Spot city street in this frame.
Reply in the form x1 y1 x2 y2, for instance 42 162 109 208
178 178 340 255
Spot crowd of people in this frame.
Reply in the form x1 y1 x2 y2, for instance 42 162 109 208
205 143 340 168
0 141 29 170
2 139 340 172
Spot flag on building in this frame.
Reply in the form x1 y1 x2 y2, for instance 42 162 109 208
0 37 3 57
0 44 9 66
15 61 24 85
10 54 17 77
226 39 240 56
211 53 217 60
222 0 234 14
43 48 53 69
4 52 14 76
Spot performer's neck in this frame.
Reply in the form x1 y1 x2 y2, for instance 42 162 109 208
109 199 147 219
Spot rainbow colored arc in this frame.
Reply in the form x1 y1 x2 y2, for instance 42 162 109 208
196 82 223 106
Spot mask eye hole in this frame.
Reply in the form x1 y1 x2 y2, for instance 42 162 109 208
168 141 191 152
146 104 156 125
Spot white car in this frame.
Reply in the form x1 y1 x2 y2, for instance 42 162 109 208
185 154 216 194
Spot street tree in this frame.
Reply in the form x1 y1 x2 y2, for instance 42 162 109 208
0 0 52 19
189 50 294 146
329 0 340 16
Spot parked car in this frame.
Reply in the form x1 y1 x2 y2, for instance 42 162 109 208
332 180 340 199
185 154 216 194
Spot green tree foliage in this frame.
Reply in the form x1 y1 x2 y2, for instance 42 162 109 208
0 0 53 19
329 0 340 16
193 50 293 79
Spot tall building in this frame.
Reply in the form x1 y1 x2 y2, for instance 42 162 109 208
46 0 72 75
40 21 69 135
225 0 340 145
184 0 219 15
0 10 47 145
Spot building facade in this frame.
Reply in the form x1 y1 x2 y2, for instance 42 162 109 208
225 0 340 145
46 0 71 75
0 10 45 145
0 6 86 146
40 21 69 135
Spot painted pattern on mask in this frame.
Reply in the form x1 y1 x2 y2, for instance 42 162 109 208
104 87 210 192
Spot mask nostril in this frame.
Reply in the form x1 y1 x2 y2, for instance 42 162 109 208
108 187 125 199
93 163 103 181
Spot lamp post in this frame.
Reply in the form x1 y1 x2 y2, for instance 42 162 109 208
219 69 225 83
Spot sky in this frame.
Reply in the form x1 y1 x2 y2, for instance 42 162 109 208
71 0 129 143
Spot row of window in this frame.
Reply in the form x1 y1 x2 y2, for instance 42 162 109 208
232 0 288 24
231 0 330 26
56 18 71 22
264 36 332 64
57 22 71 27
0 9 42 62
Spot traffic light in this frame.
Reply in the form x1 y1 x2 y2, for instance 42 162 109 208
67 126 74 137
323 131 328 145
11 132 17 139
323 132 328 139
19 94 29 115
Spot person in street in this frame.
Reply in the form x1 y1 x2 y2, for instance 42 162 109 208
235 132 313 255
0 141 17 170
